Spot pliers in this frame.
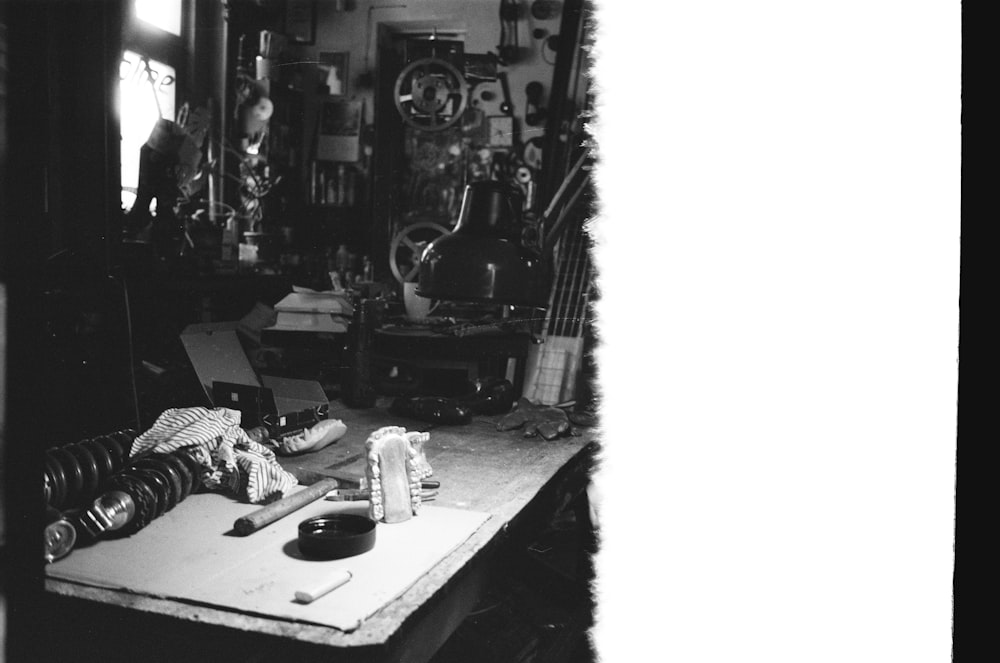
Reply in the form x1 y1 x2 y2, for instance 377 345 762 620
325 479 440 502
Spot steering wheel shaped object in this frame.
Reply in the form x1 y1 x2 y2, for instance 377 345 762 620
388 222 451 283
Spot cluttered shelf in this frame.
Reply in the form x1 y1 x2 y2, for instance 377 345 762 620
41 397 597 663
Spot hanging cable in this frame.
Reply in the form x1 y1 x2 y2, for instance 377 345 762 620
105 273 142 432
140 56 164 120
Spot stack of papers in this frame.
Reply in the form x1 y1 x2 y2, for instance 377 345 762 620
263 291 353 334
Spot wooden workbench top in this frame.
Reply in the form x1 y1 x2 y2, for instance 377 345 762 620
44 398 598 660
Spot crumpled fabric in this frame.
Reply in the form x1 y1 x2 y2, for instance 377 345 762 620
130 406 298 503
273 418 348 456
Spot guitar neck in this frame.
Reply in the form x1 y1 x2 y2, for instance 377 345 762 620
524 216 592 404
543 218 592 339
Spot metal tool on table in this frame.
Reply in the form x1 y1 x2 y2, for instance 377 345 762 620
231 466 358 535
326 480 439 503
323 467 439 502
233 478 342 536
232 466 439 535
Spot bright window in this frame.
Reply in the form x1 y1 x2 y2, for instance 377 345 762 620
119 50 176 211
135 0 182 36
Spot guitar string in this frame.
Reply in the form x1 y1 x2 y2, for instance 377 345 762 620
571 223 591 338
564 215 590 338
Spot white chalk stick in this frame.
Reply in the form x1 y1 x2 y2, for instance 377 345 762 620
294 569 353 603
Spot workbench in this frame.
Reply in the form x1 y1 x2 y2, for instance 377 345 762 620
41 399 597 663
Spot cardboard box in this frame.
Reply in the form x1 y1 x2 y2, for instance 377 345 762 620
180 323 329 429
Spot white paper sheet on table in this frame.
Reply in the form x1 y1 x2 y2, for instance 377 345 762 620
47 490 492 632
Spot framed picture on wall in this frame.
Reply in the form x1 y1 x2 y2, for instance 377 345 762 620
317 97 363 162
285 0 316 45
319 52 350 96
487 115 515 147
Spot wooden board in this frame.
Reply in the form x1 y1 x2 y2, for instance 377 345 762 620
48 490 490 632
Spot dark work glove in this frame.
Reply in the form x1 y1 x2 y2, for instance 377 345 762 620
496 398 571 440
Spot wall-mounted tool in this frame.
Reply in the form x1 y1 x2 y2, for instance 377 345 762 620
515 164 537 210
524 81 548 126
530 0 562 20
393 57 469 132
470 79 506 117
497 0 521 64
544 34 561 57
497 70 514 116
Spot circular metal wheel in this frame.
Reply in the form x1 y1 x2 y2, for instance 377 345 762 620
393 57 469 132
389 222 450 284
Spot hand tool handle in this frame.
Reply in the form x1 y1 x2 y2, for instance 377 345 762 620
233 478 340 535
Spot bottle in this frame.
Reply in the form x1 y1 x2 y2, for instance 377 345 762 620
335 243 350 273
341 297 378 408
310 161 318 203
345 168 356 207
220 215 239 273
336 164 347 205
325 175 336 206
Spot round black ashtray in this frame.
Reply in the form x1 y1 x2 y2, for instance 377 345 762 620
298 513 377 560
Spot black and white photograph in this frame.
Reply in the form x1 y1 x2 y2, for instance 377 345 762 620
1 0 965 661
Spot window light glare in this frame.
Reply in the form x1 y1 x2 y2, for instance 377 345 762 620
135 0 182 36
119 51 176 211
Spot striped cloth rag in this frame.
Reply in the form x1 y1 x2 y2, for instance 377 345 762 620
130 406 298 504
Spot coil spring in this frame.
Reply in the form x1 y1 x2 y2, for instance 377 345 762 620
45 440 207 557
99 449 204 538
43 429 138 511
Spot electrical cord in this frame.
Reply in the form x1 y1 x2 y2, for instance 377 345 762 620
108 273 143 432
139 56 164 121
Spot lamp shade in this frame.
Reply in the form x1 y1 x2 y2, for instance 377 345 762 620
417 181 549 307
